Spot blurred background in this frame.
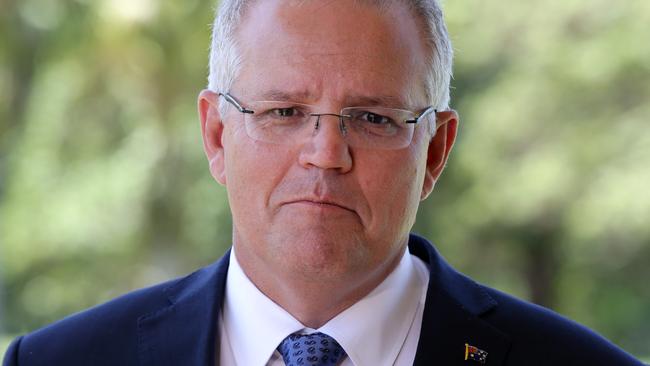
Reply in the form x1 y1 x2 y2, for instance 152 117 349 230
1 0 649 360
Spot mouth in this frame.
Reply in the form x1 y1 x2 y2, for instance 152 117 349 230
285 199 356 214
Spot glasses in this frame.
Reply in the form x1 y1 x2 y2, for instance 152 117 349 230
219 92 441 150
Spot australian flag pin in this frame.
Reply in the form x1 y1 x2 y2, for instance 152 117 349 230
465 343 488 364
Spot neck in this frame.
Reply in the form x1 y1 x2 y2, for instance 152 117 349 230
234 242 405 328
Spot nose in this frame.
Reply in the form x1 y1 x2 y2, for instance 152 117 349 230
298 114 353 173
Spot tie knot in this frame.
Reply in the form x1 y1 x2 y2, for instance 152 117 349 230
277 332 346 366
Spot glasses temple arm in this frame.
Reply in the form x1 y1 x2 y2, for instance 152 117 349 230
219 92 255 114
405 106 437 124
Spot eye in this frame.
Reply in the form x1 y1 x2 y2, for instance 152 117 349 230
358 111 395 125
272 107 298 117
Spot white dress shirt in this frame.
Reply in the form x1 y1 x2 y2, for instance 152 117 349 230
218 245 429 366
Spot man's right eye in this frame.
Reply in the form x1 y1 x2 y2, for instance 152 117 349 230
271 108 297 117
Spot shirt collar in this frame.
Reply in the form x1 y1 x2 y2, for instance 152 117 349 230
319 246 426 365
222 246 426 366
222 248 304 366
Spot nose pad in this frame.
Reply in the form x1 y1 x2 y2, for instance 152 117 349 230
300 113 353 172
339 118 348 135
312 113 348 137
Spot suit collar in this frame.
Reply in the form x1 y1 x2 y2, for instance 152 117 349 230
409 234 512 366
137 249 231 366
136 235 512 366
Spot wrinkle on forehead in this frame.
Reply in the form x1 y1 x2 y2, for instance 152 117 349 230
234 0 429 108
250 89 412 110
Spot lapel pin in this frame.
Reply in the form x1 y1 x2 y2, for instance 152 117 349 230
465 343 488 364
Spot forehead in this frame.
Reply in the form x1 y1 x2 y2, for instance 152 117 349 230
233 0 429 107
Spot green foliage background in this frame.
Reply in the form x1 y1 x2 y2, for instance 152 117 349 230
1 0 649 360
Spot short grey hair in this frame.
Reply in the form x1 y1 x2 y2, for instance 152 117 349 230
207 0 453 131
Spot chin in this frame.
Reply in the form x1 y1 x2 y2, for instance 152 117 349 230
269 228 370 279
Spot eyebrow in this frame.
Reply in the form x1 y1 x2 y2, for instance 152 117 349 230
254 89 410 109
255 89 315 103
343 95 408 109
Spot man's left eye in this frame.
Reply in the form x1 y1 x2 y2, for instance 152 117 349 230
360 112 393 125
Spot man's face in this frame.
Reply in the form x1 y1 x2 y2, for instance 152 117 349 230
201 0 456 286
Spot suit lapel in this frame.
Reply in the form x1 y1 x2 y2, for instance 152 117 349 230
137 250 231 366
410 235 512 366
135 237 511 365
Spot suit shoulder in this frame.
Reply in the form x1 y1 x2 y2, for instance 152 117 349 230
11 268 204 366
2 336 22 366
480 286 644 365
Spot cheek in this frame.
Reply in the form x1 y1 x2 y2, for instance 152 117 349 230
360 152 424 231
224 129 300 219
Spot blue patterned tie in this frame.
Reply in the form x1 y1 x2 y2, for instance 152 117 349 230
277 332 347 366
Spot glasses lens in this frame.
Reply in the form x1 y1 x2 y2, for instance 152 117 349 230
232 100 420 150
242 101 314 143
342 107 416 149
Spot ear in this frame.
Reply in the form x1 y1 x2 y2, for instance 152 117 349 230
198 89 227 185
420 110 459 200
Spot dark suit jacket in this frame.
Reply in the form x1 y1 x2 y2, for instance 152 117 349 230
3 234 644 365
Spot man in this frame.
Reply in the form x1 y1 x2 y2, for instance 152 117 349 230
3 0 644 365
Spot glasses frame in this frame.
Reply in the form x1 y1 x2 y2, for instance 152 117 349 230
218 92 442 148
219 92 436 122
